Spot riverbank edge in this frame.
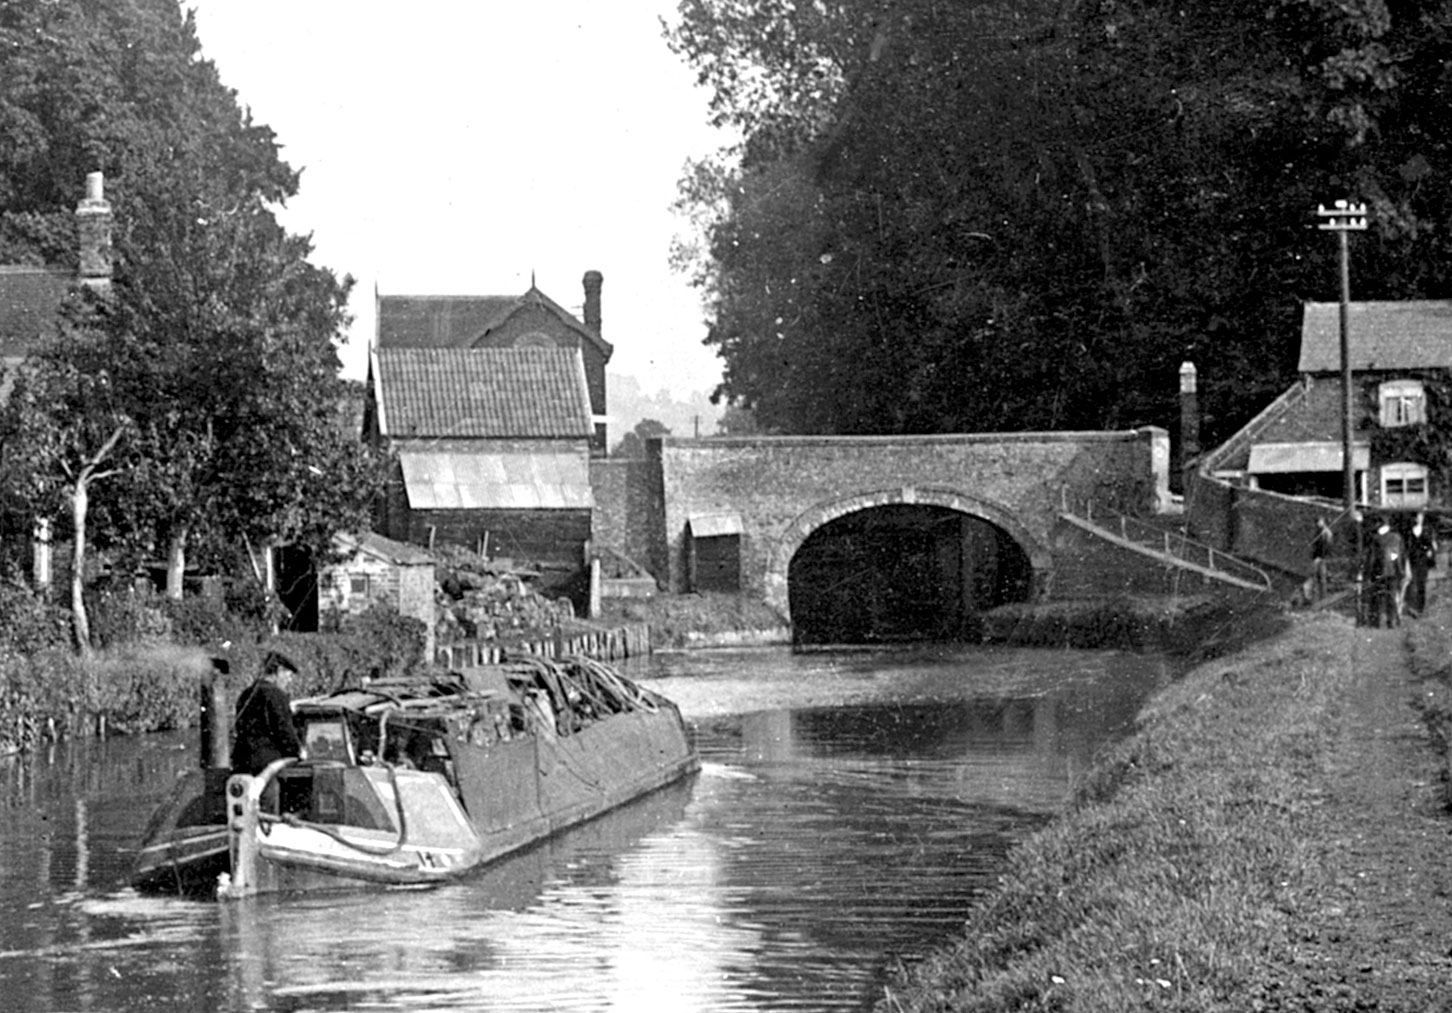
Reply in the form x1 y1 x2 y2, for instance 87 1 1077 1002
606 591 1283 655
874 609 1432 1012
980 592 1286 656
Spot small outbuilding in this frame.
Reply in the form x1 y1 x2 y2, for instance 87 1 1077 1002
318 531 437 658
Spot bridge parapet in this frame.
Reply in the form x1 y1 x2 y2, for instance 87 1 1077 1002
645 428 1169 614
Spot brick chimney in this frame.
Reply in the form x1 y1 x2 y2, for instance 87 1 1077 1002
583 269 602 335
1179 361 1200 473
76 171 112 289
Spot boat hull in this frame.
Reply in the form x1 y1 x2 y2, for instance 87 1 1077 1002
131 693 697 899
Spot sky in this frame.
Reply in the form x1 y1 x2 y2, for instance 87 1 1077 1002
184 1 732 405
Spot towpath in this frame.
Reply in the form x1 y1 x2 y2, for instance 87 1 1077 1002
1277 625 1452 1010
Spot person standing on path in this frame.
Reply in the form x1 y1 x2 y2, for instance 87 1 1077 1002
1372 518 1406 628
1309 516 1335 602
1405 512 1437 617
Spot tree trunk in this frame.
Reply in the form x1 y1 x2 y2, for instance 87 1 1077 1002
65 425 126 658
165 525 189 600
262 540 279 634
70 480 92 658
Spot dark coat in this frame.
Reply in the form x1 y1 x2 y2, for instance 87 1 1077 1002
1373 528 1405 583
1408 528 1438 575
230 679 303 775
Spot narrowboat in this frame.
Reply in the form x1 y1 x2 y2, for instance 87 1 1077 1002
131 655 698 899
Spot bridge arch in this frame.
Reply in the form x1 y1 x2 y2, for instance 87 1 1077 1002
762 486 1053 629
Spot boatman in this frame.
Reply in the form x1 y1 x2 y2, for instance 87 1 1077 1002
230 650 306 775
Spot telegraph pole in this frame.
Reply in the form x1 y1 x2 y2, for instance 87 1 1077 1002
1317 199 1368 614
1317 199 1367 513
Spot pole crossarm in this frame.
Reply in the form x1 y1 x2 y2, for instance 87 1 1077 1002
1317 200 1368 231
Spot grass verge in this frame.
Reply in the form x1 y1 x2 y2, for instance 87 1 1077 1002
876 611 1360 1012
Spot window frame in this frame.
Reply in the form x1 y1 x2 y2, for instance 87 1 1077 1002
1380 461 1430 508
1378 379 1427 428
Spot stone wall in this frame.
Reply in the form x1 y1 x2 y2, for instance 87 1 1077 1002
1186 470 1341 580
589 457 658 568
393 507 590 572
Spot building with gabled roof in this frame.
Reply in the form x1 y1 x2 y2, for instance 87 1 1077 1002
318 530 438 658
376 271 612 452
1199 300 1452 510
365 344 596 597
1186 299 1452 582
1297 301 1452 373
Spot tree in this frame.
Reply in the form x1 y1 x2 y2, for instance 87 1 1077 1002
0 0 387 634
716 403 763 436
667 0 1452 446
611 418 672 459
0 297 135 654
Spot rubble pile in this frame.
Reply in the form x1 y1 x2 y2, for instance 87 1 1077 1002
432 545 575 644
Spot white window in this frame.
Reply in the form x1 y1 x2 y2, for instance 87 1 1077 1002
349 574 372 597
1381 462 1430 508
1379 379 1426 427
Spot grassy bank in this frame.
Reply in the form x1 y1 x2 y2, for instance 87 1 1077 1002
877 611 1367 1012
1405 597 1452 800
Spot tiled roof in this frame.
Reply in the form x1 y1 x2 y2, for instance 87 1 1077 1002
374 347 594 439
376 286 612 357
376 295 518 348
0 266 71 359
1299 301 1452 372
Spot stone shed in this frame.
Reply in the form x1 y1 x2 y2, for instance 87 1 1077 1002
320 531 437 657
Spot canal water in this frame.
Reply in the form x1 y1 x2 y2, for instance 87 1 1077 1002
0 644 1168 1012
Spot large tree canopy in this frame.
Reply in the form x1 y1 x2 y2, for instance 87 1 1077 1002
0 0 386 612
668 0 1452 445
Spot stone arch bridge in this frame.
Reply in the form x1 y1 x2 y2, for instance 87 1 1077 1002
633 429 1171 641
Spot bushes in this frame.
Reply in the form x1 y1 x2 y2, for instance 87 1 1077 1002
88 645 214 734
0 576 71 655
87 583 173 648
0 578 428 753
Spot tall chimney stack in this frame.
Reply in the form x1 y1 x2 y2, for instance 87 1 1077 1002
583 269 602 335
1179 361 1201 475
76 171 112 289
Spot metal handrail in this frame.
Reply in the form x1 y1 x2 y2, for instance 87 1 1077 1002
1070 505 1273 590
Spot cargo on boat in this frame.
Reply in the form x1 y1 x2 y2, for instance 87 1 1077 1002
131 655 698 899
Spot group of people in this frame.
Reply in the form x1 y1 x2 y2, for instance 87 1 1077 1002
1310 510 1439 627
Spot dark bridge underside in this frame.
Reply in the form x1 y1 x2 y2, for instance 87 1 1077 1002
788 504 1032 646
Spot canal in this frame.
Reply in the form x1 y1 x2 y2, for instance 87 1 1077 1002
0 644 1169 1011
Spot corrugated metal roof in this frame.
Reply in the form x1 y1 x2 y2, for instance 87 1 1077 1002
688 512 744 537
399 450 593 509
1299 301 1452 372
376 347 593 438
1247 441 1369 474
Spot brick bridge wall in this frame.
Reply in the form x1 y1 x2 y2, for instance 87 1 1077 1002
642 429 1169 616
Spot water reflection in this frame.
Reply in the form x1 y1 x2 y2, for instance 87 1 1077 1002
0 646 1165 1011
